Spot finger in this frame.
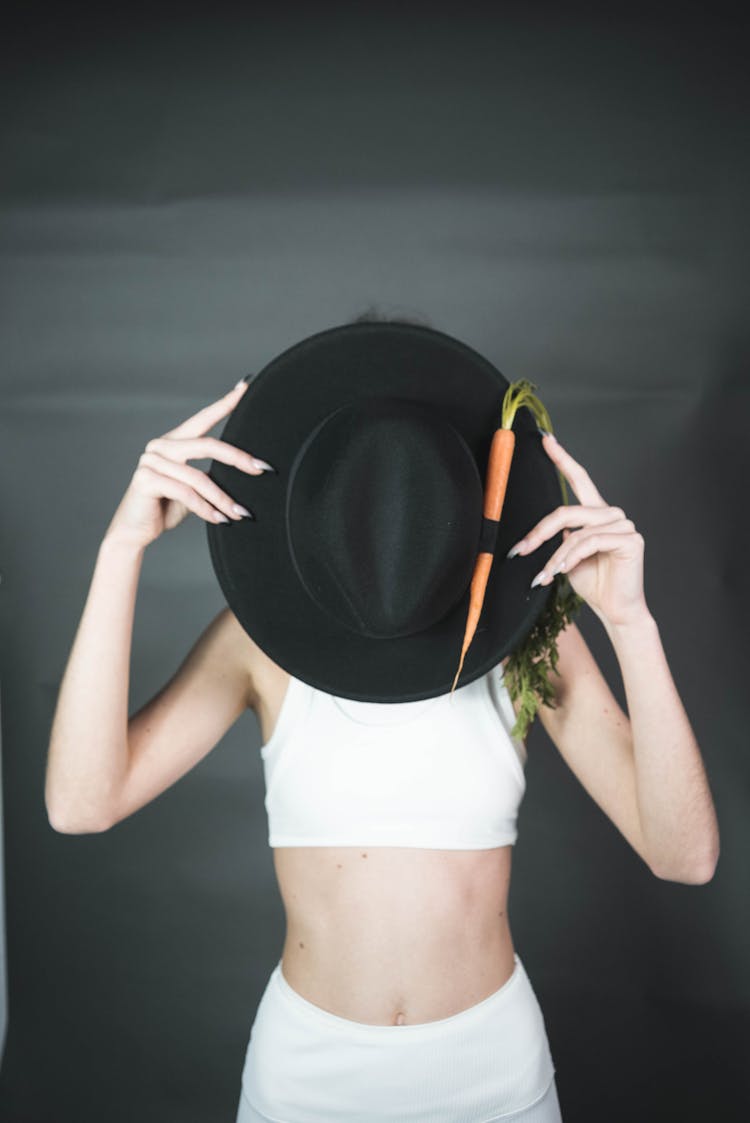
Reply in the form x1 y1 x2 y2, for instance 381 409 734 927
542 434 607 509
138 452 254 521
533 523 641 586
553 518 635 561
510 505 627 558
144 434 268 475
163 380 250 441
136 464 235 525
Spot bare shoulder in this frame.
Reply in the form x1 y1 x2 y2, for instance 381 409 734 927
214 606 269 711
535 618 624 726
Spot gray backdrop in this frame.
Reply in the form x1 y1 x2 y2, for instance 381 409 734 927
1 4 748 1121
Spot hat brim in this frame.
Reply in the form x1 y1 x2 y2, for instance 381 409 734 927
207 322 563 702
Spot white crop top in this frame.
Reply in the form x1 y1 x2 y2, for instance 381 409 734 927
259 661 527 850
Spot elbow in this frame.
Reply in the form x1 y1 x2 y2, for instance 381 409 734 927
650 849 719 886
47 804 113 835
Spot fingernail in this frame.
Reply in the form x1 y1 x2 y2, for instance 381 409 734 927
530 570 546 588
231 503 255 519
252 458 276 472
506 542 522 559
234 374 253 390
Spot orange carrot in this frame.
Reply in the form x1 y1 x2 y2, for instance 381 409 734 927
450 378 562 695
450 427 515 694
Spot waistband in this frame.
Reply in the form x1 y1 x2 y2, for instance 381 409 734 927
272 953 526 1037
243 952 556 1121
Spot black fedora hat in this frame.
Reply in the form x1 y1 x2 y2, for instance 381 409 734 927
206 320 569 704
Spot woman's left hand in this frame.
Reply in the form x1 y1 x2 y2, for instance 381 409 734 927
508 433 650 628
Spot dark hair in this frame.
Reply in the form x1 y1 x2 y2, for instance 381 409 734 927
347 304 433 328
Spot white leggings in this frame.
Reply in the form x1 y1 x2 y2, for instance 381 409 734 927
235 954 563 1123
236 1074 563 1122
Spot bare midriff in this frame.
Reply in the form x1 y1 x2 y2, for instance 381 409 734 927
274 845 515 1026
254 656 518 1028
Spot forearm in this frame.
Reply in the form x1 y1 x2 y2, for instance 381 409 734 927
45 533 146 832
603 609 720 883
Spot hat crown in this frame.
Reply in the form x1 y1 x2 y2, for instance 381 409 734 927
286 396 483 639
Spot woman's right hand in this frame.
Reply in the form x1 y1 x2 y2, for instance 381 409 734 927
103 379 274 550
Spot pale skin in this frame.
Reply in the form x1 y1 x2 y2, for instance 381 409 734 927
45 382 720 1027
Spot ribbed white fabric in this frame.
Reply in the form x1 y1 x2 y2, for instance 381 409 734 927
261 661 527 849
237 955 558 1122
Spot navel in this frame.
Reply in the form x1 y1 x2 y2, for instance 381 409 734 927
394 1011 406 1025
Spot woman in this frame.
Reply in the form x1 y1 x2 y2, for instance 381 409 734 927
45 314 720 1123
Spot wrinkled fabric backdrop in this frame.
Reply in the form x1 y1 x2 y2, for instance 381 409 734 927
1 3 748 1121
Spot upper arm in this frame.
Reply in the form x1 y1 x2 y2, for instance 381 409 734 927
535 619 653 871
107 607 260 829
